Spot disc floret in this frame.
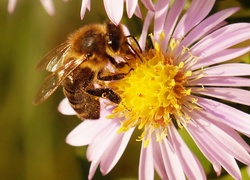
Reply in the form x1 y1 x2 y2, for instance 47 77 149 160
108 37 197 146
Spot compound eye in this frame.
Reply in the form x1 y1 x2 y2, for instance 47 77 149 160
107 24 121 52
109 38 119 52
87 52 94 59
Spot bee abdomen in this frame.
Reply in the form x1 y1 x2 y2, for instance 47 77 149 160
63 88 84 105
63 88 100 120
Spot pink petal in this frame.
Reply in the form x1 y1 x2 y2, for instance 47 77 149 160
175 7 239 57
189 23 250 58
88 158 100 180
66 119 107 146
198 110 250 153
58 98 76 115
162 0 187 51
173 0 215 39
66 103 113 146
203 63 250 77
182 7 238 46
186 121 242 180
104 0 124 25
151 136 168 179
8 0 17 14
160 138 186 180
153 0 169 42
189 76 250 87
192 87 250 106
196 96 250 136
125 0 137 18
40 0 55 16
134 4 142 19
202 21 228 37
191 46 250 70
192 112 250 165
80 0 91 20
87 120 118 179
185 121 222 175
168 124 206 180
86 119 118 161
139 141 154 180
100 127 134 175
141 0 155 11
139 11 154 50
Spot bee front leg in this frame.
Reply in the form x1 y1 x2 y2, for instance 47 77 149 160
97 71 126 81
86 88 121 104
108 55 129 68
97 68 133 81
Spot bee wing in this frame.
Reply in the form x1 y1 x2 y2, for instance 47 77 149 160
36 42 70 72
33 57 87 105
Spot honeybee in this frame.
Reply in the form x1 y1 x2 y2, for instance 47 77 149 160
33 22 140 120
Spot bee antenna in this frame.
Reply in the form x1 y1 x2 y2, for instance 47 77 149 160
123 36 143 62
123 42 143 62
125 35 142 53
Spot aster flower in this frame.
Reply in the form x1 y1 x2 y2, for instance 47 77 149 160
61 0 250 179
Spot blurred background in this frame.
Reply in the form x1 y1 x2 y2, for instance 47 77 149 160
0 0 249 180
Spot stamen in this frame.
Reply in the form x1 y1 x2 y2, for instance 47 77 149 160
108 36 202 146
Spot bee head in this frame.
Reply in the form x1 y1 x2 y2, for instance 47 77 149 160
70 26 106 57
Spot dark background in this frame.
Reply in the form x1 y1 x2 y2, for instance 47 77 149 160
0 0 249 179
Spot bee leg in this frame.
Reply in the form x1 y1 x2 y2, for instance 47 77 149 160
86 88 121 104
108 55 129 68
122 41 143 62
97 68 133 81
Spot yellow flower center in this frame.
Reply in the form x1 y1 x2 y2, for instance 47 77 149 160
107 36 198 147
